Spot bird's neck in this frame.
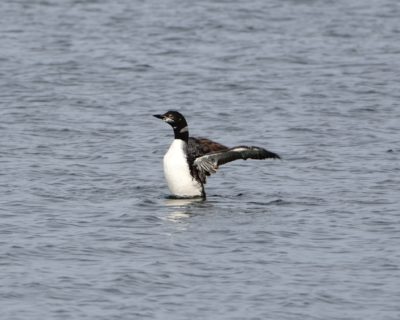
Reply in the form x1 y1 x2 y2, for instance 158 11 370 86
173 125 189 142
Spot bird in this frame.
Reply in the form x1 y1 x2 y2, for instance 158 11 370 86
153 111 280 199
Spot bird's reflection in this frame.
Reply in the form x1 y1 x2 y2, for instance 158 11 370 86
164 197 204 207
164 197 204 222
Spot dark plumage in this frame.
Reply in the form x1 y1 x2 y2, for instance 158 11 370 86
194 145 280 183
187 137 229 184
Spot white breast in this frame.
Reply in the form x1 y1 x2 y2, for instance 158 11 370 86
163 139 203 197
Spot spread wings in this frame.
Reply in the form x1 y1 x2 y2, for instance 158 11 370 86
188 137 280 184
187 137 228 184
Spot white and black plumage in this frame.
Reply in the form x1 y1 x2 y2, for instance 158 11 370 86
153 111 280 199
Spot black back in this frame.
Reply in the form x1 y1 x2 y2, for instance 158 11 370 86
187 137 228 184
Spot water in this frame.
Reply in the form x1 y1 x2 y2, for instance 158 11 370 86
1 0 400 319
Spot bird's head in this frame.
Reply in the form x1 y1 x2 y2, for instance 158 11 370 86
153 111 188 132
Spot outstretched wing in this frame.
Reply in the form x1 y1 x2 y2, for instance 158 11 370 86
193 146 280 177
187 137 228 184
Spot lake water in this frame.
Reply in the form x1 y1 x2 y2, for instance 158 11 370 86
1 0 400 319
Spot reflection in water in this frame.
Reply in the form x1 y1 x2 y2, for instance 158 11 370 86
164 197 204 207
164 197 204 222
167 211 191 222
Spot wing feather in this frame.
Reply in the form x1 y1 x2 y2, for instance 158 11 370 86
193 146 280 177
187 137 228 184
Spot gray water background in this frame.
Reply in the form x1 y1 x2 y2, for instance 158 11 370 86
1 0 400 319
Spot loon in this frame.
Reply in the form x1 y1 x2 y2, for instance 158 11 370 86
153 111 280 199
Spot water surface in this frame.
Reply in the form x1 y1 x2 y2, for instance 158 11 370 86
1 0 400 319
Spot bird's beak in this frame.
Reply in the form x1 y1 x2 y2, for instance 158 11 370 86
153 114 164 120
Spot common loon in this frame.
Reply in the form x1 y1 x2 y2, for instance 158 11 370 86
153 111 280 199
